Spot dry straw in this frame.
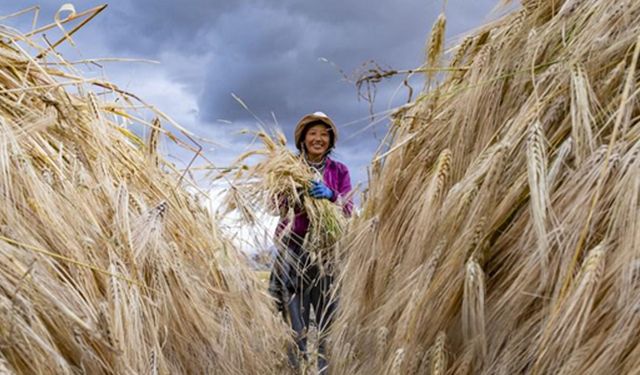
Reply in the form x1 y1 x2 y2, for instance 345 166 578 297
224 129 348 269
330 1 640 374
0 6 291 374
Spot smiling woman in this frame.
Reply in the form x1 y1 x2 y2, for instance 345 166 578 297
268 111 352 374
303 124 331 161
294 112 338 158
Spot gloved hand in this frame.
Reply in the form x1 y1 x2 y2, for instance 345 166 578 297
309 180 334 200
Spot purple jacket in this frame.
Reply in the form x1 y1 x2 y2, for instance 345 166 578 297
276 157 353 239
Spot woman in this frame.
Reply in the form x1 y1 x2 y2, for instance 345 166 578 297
269 112 352 373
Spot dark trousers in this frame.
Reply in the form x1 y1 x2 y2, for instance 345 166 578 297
288 274 335 373
270 235 336 374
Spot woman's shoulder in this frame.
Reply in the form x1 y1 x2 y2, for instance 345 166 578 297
327 157 349 172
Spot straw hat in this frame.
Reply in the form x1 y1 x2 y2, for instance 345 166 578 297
294 111 338 151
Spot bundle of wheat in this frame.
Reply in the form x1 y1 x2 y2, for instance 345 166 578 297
331 1 640 374
0 8 290 374
226 129 347 267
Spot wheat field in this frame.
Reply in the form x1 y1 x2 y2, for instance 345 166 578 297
2 1 640 374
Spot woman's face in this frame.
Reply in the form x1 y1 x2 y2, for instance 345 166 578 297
304 124 331 160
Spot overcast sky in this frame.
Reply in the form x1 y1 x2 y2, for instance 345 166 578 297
0 0 500 190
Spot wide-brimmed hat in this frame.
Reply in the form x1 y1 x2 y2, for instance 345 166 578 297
293 111 338 151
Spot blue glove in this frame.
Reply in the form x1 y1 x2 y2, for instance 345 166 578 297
309 180 334 200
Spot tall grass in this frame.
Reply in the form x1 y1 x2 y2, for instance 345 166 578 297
331 1 640 373
0 12 290 374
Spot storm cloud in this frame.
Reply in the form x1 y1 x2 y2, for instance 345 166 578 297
0 0 499 185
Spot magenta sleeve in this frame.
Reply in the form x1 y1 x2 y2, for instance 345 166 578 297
337 166 353 216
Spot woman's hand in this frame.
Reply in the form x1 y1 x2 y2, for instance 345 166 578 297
308 180 334 200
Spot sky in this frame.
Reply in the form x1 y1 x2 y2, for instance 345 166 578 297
0 0 501 192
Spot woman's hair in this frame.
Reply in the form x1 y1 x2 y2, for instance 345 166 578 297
298 120 335 152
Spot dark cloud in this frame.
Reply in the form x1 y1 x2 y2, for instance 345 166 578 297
98 0 242 56
196 1 438 133
193 0 500 126
0 0 499 186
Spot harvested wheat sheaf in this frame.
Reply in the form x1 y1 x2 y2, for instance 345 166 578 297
0 8 290 375
331 1 640 374
224 129 347 268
